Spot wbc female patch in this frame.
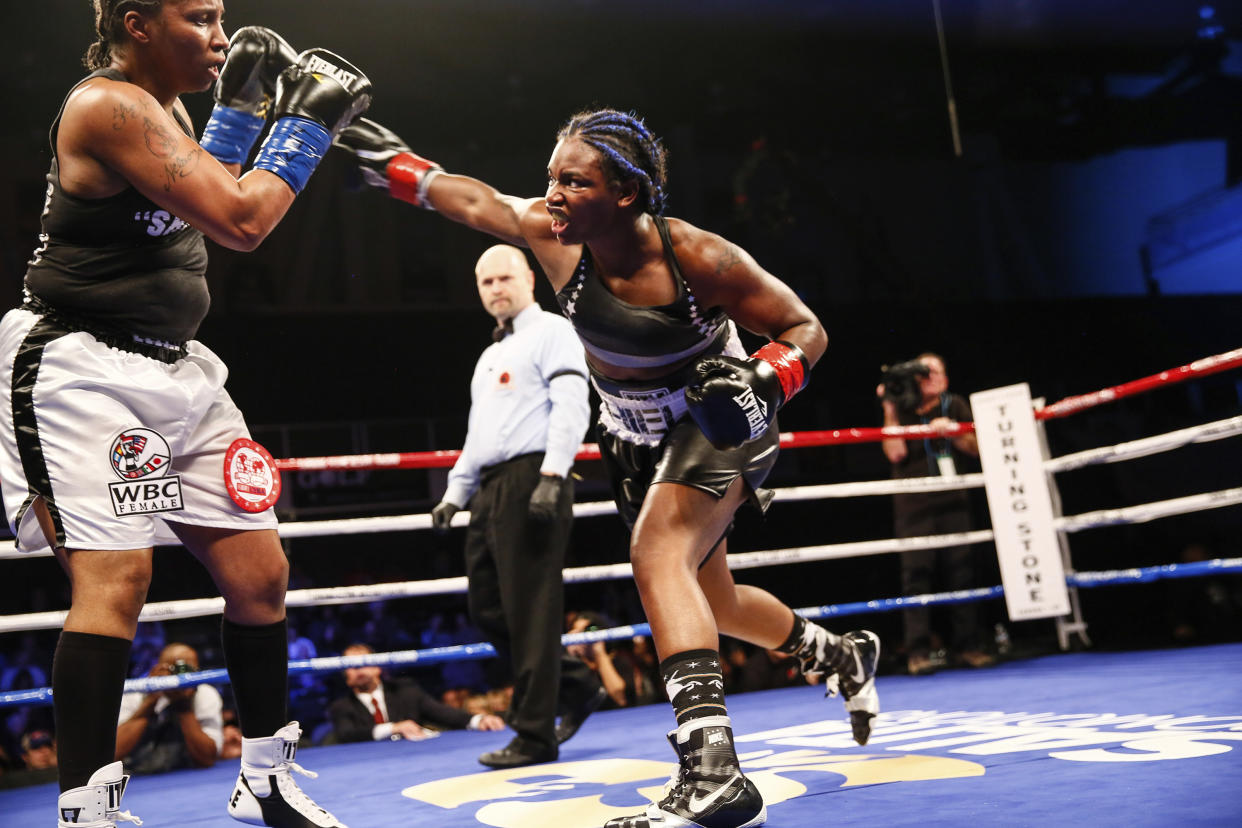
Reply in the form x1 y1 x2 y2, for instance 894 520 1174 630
223 438 282 512
108 428 183 516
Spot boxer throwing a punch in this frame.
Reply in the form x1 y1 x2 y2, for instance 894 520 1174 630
334 110 881 828
0 3 370 826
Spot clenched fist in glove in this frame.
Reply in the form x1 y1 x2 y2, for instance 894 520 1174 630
252 49 372 193
334 118 442 209
200 26 299 164
685 341 809 450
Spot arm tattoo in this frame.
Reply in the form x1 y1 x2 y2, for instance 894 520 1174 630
137 116 199 191
715 244 743 275
162 145 202 191
143 117 178 159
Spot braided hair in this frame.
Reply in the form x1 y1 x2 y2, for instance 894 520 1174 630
558 109 669 216
84 0 165 69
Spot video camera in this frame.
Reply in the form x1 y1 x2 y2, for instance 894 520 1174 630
880 359 929 413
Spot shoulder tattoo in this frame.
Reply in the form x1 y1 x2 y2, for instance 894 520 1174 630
715 244 743 275
112 102 140 130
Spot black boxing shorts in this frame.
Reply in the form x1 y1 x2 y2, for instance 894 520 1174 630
597 416 778 532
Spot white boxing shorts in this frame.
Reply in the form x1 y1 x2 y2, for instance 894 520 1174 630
0 307 277 553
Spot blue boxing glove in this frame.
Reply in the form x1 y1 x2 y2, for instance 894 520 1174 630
252 49 372 193
200 27 298 164
685 341 809 450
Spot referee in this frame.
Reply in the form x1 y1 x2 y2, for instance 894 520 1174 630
432 244 605 768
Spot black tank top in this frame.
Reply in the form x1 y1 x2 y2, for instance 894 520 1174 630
24 68 210 343
555 216 733 372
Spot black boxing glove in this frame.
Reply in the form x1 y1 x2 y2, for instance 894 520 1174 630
685 341 809 450
334 118 442 209
200 27 298 164
217 27 299 116
252 49 372 193
430 501 460 534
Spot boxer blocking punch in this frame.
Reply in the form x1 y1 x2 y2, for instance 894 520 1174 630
200 26 300 165
0 3 370 827
335 110 881 828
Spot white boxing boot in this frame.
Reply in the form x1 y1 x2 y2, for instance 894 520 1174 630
57 761 142 827
227 721 346 827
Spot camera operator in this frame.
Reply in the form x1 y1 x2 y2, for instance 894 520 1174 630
115 642 222 774
877 353 994 675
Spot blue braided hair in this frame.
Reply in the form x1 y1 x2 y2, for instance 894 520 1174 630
558 109 669 216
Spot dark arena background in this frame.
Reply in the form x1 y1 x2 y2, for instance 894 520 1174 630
1 1 1241 825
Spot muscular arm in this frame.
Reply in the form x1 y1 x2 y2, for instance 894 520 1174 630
422 175 581 288
422 174 540 248
59 80 293 252
676 223 827 366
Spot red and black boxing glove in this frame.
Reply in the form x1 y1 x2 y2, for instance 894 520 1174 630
333 117 442 209
685 341 809 450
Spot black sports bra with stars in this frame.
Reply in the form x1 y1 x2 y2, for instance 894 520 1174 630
555 215 736 373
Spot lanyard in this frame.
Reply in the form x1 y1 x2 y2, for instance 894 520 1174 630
921 393 952 476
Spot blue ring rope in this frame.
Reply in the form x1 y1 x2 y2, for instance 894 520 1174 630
1 557 1237 708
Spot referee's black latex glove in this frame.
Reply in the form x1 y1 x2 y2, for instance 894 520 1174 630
431 501 460 534
528 474 566 522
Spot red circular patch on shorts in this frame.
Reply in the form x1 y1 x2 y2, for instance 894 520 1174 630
223 438 282 513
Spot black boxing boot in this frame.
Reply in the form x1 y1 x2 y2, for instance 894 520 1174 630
777 616 881 746
603 716 766 828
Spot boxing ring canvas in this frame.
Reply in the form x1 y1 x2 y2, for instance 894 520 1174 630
4 642 1240 826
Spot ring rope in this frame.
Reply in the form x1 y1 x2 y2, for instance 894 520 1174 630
263 347 1242 472
2 558 1239 709
2 414 1234 563
0 485 1237 634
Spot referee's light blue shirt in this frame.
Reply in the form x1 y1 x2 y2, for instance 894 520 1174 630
443 303 591 508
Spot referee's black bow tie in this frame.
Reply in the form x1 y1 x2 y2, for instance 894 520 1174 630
492 318 514 342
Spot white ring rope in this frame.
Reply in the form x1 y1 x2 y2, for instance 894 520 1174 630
2 414 1235 564
0 485 1237 634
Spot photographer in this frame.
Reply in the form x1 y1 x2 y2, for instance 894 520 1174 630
878 354 994 675
115 643 222 774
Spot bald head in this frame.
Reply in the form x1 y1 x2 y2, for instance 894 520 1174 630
475 244 536 324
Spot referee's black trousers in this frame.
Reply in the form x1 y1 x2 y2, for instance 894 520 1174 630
464 453 598 751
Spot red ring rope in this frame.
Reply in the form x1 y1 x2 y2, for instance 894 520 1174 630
273 348 1242 472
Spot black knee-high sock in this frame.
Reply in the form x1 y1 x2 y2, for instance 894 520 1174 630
53 631 131 791
660 649 728 727
221 617 288 738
